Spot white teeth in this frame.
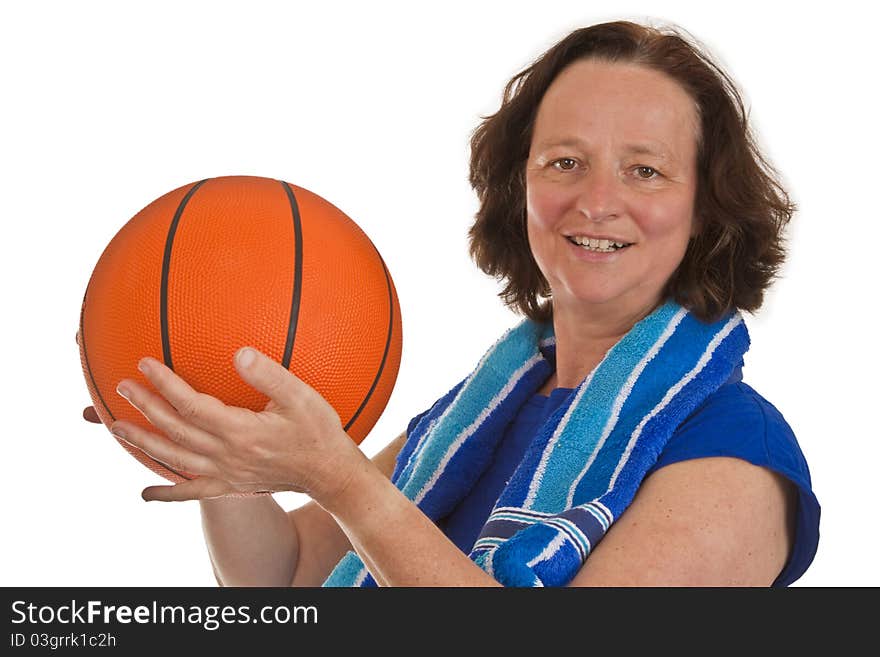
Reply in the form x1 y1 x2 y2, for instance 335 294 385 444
569 236 630 252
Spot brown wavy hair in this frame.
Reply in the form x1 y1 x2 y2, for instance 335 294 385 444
467 20 795 323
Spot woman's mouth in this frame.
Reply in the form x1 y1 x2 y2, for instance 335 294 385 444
566 235 633 253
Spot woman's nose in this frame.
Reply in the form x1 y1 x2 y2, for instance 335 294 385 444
574 168 624 221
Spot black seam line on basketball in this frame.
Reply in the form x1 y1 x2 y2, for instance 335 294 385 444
280 181 303 370
160 178 210 372
80 287 193 481
156 179 209 482
344 250 395 432
80 285 115 424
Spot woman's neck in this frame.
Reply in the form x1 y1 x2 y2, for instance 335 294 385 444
546 297 662 392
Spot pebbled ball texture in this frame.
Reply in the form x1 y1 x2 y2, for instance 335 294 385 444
78 175 402 483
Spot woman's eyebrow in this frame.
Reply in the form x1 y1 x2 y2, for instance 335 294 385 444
622 143 675 160
533 137 675 160
533 137 584 151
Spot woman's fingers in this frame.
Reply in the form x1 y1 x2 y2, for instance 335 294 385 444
110 419 220 479
142 477 237 502
142 478 272 501
233 347 308 410
134 357 250 437
115 376 225 456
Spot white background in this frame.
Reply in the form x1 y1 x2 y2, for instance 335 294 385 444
1 0 876 587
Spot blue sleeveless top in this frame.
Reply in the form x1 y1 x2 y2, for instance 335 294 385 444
408 363 820 586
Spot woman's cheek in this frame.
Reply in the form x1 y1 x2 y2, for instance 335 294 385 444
526 180 570 229
525 212 555 279
635 196 695 241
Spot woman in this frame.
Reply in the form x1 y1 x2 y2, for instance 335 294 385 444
84 20 820 586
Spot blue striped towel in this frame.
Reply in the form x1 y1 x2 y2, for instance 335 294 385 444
323 300 750 587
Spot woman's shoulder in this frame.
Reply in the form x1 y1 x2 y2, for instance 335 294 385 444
652 377 813 486
651 376 820 586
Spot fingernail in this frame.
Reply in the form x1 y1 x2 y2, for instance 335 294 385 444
116 384 131 400
137 359 151 375
237 347 256 368
110 424 127 439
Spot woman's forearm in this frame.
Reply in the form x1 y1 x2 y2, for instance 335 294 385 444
319 458 502 587
199 495 298 586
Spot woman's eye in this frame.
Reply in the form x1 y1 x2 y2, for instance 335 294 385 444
635 166 660 179
551 158 578 171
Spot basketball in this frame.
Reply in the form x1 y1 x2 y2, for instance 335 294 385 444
77 175 403 483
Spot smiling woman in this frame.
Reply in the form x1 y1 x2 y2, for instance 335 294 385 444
458 21 815 586
468 23 792 328
87 19 819 588
525 59 700 353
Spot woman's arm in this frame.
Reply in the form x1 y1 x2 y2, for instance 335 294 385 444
567 456 797 586
201 431 407 587
199 495 298 586
318 455 795 587
113 349 794 586
317 457 502 586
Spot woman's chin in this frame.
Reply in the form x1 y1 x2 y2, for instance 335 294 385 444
552 286 661 317
554 290 624 310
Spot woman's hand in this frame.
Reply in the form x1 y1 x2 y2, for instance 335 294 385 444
107 347 366 504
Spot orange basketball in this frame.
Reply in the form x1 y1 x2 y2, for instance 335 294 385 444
77 175 403 483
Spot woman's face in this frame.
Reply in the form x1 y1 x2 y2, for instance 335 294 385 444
526 58 700 319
